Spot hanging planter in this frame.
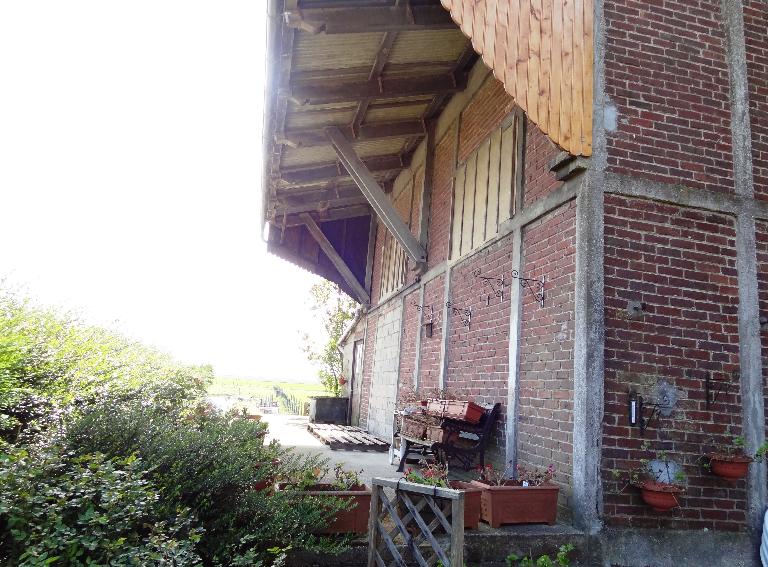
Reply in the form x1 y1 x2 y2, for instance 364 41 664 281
639 481 683 512
708 453 752 480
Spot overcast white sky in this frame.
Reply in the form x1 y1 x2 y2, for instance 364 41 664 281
0 1 326 381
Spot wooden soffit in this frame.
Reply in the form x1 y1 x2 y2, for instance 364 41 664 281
440 0 593 156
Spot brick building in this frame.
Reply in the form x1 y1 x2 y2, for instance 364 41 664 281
261 1 767 563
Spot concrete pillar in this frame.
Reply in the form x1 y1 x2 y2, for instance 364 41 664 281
505 228 524 468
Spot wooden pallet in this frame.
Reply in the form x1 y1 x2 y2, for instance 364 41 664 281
307 423 390 452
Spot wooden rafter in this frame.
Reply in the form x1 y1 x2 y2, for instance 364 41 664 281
283 205 372 228
288 73 468 104
278 120 426 148
284 4 454 34
279 155 404 185
290 62 455 84
277 195 370 216
326 126 426 268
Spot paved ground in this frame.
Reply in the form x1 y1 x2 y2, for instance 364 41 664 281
262 414 400 485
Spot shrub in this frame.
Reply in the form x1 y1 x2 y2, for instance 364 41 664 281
0 444 203 566
65 389 349 565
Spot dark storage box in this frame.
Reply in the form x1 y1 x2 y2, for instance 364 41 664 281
308 396 349 424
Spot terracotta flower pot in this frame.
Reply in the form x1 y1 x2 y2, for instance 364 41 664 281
278 483 371 535
709 453 752 480
252 459 281 491
449 481 482 530
470 480 559 527
639 481 683 512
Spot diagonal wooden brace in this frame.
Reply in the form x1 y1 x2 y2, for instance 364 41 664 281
325 126 427 271
300 213 371 305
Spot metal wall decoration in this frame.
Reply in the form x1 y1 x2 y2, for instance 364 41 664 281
628 385 676 436
471 268 505 306
472 268 546 307
445 301 472 329
413 302 436 338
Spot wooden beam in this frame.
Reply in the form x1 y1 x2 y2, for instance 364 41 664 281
280 155 404 185
277 184 362 202
277 195 370 216
300 213 371 305
283 205 371 227
418 120 437 246
352 30 399 134
287 73 468 104
290 62 455 84
326 126 426 268
364 216 377 295
284 5 455 34
278 120 426 148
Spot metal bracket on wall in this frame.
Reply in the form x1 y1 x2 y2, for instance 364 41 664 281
705 373 732 409
413 302 436 338
445 301 471 330
472 269 505 305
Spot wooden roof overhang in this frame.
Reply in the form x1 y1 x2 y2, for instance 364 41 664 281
262 0 594 303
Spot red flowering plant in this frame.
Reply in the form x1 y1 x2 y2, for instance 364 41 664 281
403 461 450 488
475 461 556 487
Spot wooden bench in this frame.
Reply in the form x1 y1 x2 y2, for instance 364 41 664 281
395 402 501 472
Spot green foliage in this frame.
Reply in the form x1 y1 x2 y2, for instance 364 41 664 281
302 281 357 397
403 462 450 488
0 287 210 445
506 544 575 567
65 389 348 565
0 444 203 566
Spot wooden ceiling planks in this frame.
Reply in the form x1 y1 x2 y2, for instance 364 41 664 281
439 0 593 156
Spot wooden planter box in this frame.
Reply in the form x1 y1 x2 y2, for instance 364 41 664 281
425 424 457 444
278 483 371 534
470 481 559 527
426 399 484 424
449 481 482 530
402 416 428 439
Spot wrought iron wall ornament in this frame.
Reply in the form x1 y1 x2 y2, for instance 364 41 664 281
628 387 676 436
413 302 436 338
473 268 546 307
445 301 472 329
471 268 505 305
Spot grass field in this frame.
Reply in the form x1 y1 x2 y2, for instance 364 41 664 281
207 376 327 415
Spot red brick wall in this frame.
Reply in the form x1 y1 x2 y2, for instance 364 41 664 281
603 0 734 194
428 123 458 269
359 312 378 428
757 221 768 445
516 201 577 513
744 1 768 201
418 274 445 393
445 236 514 451
458 77 516 163
601 195 744 530
523 120 564 207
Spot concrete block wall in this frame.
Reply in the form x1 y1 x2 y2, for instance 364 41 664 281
367 301 403 439
398 290 420 393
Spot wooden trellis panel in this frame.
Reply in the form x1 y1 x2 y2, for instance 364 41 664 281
440 0 594 156
368 478 465 567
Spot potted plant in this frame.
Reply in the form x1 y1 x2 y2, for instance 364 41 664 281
470 462 559 527
612 445 685 513
402 461 482 530
706 436 753 480
278 464 370 535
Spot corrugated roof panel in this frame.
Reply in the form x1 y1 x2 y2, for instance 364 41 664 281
292 32 382 72
365 103 428 122
280 137 407 168
286 108 356 129
388 29 467 64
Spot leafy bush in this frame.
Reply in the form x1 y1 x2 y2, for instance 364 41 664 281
0 444 203 566
0 288 211 446
65 389 349 565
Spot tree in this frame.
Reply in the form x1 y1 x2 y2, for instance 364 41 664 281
302 281 357 397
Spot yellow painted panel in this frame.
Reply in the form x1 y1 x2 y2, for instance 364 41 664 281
461 153 477 257
473 141 491 246
451 165 466 260
498 122 516 221
486 128 502 238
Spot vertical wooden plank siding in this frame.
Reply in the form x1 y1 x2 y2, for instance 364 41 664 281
498 123 515 221
473 140 491 245
451 166 466 259
485 128 502 238
461 153 477 256
441 0 593 156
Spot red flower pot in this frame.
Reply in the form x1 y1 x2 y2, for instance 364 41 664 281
709 454 752 480
639 481 683 512
470 480 559 527
449 481 482 530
